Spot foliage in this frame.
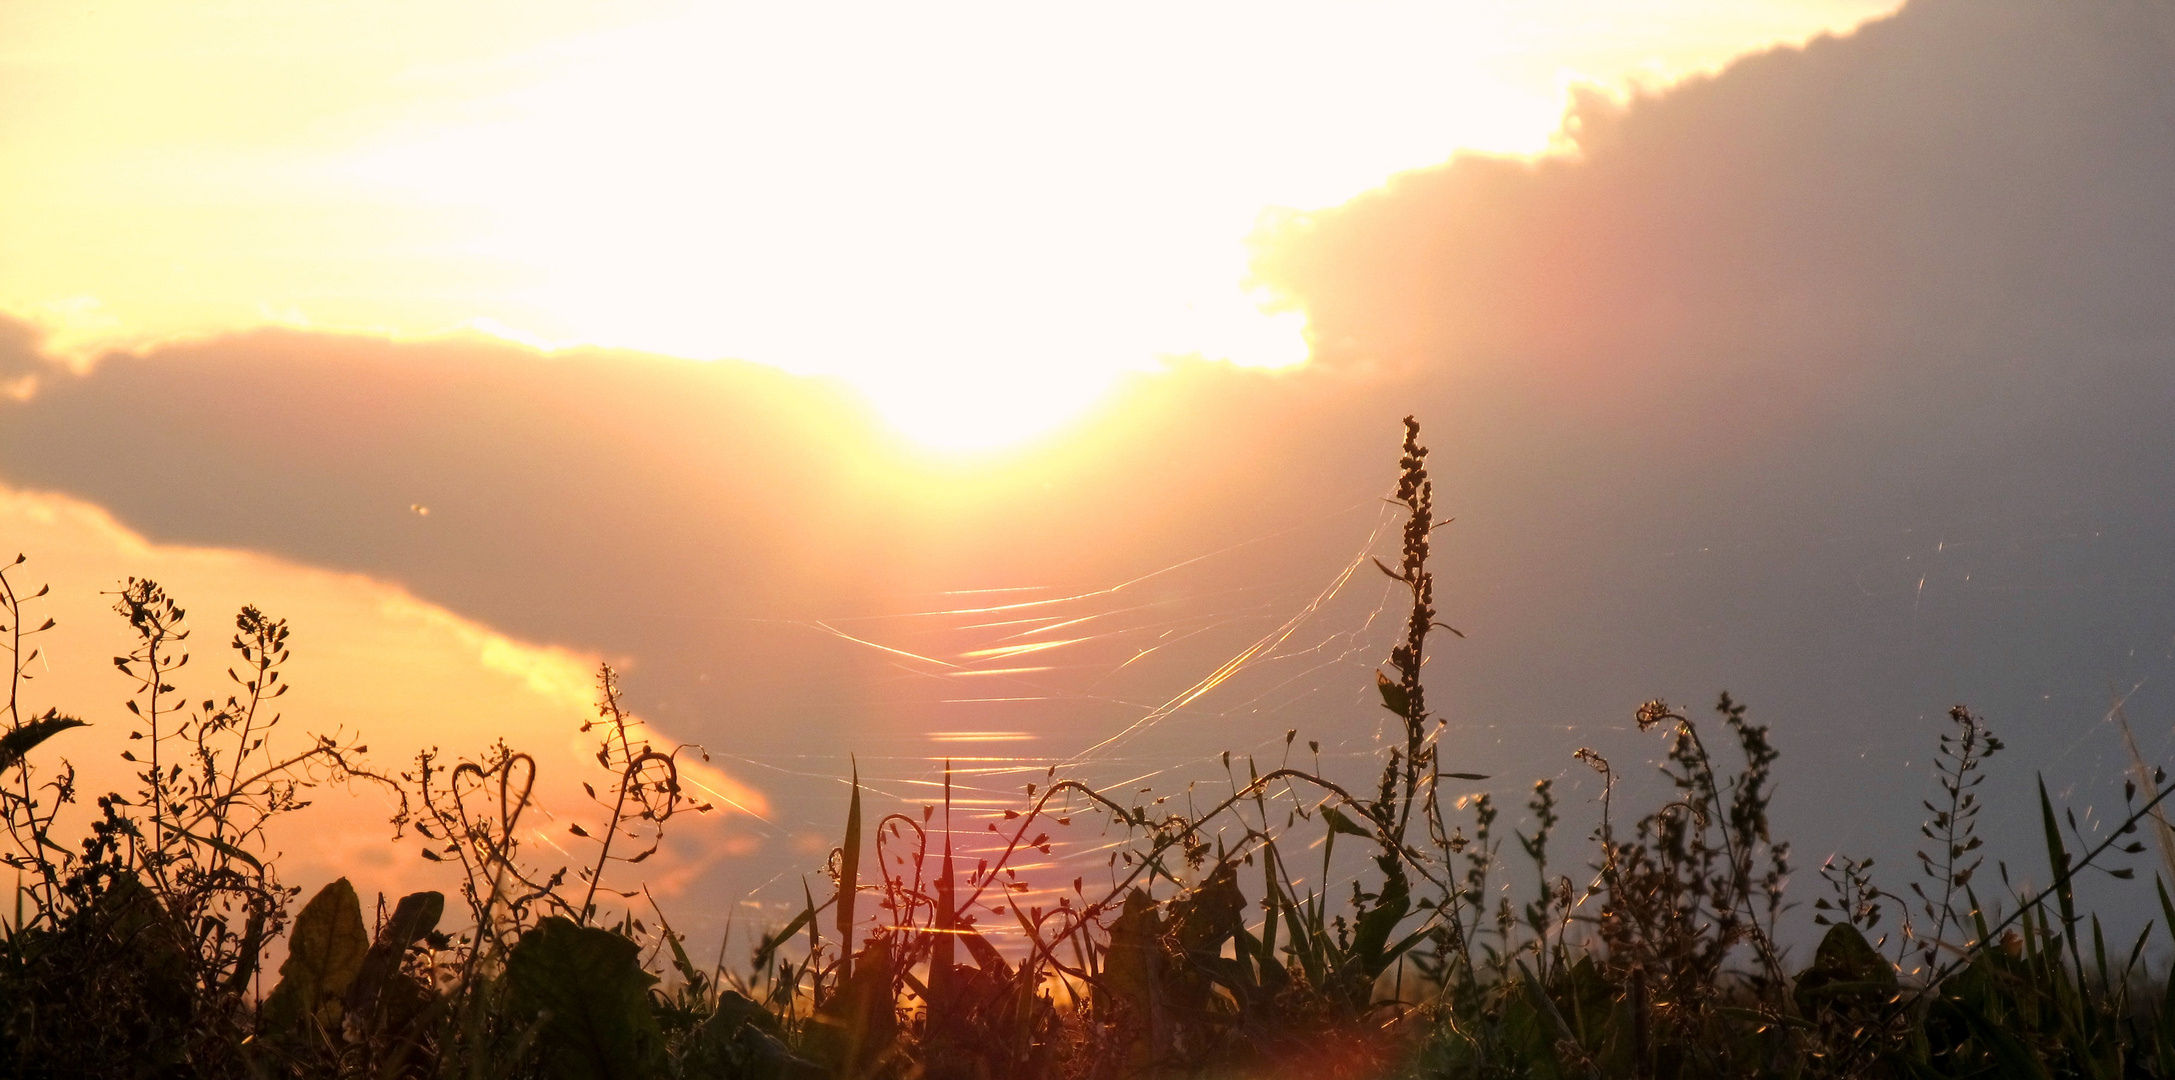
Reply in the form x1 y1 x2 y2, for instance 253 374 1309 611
5 420 2175 1078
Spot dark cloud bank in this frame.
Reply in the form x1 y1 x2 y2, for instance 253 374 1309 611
8 0 2175 924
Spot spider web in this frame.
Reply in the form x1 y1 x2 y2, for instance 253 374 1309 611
687 490 1436 939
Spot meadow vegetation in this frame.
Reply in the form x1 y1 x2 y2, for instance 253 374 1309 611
7 419 2175 1078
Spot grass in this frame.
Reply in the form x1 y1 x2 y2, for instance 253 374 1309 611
5 417 2175 1078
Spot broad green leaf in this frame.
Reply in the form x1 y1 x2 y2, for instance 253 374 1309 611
1376 672 1409 716
382 890 445 950
1794 923 1896 1019
1168 861 1244 960
1350 865 1411 976
262 878 370 1031
1099 889 1165 1072
805 939 896 1075
346 890 445 1022
505 916 662 1080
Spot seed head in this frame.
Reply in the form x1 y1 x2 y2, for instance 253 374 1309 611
1634 700 1674 732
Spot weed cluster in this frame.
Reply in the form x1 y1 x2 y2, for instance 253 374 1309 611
5 420 2175 1079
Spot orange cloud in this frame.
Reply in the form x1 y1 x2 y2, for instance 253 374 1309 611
0 483 768 910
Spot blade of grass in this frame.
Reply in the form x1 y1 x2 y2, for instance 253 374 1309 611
2039 776 2084 989
838 757 861 984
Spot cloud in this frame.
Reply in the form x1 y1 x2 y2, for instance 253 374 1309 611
0 317 1419 920
0 317 52 401
0 483 770 910
7 0 2175 925
1255 0 2175 376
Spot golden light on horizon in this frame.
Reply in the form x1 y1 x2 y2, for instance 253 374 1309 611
0 0 1899 448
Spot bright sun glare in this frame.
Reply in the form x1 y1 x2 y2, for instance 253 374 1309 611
0 1 1900 449
341 6 1560 447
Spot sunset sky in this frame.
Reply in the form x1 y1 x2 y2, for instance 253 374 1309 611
4 0 1893 445
7 0 2175 938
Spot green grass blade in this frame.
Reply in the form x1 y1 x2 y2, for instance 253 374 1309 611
837 757 862 981
2091 913 2108 992
2158 877 2175 948
2039 776 2083 984
753 903 817 974
2159 921 2175 1077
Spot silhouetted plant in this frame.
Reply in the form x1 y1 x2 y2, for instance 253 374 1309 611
1910 704 2003 967
12 420 2175 1079
2 569 383 1076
